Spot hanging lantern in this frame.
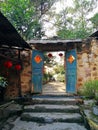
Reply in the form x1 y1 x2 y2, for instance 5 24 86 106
48 53 52 58
15 64 21 71
4 61 13 68
59 53 63 57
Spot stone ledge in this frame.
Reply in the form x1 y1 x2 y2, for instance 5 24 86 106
0 101 23 120
84 110 98 130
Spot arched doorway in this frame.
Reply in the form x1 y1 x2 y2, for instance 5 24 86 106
30 39 82 94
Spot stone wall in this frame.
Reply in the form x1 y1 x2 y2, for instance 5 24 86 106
4 50 32 99
3 38 98 99
77 39 98 90
5 72 19 99
20 51 32 96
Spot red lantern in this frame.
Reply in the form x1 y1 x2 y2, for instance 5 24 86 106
59 53 63 57
48 53 52 58
4 61 13 68
15 64 21 71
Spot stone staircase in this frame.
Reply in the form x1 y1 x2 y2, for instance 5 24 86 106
19 95 90 130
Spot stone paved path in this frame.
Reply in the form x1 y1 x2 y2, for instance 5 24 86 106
10 95 89 130
43 81 66 95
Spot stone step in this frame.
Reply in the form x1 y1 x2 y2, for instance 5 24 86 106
24 104 80 113
12 118 88 130
30 97 82 105
21 112 83 123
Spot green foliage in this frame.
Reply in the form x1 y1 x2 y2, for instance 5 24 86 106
79 80 98 99
43 73 48 84
1 0 96 40
95 93 98 100
0 0 42 40
56 73 65 82
57 28 90 39
90 13 98 30
53 65 65 82
43 73 52 84
57 29 75 39
0 76 8 88
54 65 65 74
56 0 96 39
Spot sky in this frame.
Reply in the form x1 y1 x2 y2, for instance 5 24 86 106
42 0 98 38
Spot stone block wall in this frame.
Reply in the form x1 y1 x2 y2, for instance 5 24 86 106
5 74 19 99
77 39 98 90
0 62 19 99
20 51 32 96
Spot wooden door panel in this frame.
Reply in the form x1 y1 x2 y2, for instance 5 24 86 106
32 50 43 93
66 49 77 93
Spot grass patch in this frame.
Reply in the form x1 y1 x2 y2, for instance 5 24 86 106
78 80 98 99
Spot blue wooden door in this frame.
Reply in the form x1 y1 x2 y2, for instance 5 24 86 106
66 49 77 93
32 50 43 93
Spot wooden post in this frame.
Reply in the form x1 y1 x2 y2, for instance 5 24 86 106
18 50 22 97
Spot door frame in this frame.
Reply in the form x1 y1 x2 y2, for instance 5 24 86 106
32 49 77 94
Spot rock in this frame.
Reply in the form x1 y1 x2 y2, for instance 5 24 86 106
93 106 98 116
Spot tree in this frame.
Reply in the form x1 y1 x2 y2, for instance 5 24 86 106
57 0 97 39
90 13 98 30
0 0 57 40
33 0 57 15
0 0 42 40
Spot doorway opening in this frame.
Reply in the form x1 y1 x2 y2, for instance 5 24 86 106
42 51 66 95
32 48 77 94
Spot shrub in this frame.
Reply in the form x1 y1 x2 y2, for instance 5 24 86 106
56 73 65 82
0 76 8 101
43 73 53 84
79 80 98 99
0 76 8 88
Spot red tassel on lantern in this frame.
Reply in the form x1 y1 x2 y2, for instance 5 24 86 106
48 53 53 58
59 53 63 57
15 64 21 71
4 61 13 68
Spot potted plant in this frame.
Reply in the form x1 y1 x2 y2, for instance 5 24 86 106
0 76 8 101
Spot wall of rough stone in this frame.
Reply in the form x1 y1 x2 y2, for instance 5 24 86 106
20 51 32 96
0 59 20 99
4 50 32 99
5 72 19 99
77 39 98 90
